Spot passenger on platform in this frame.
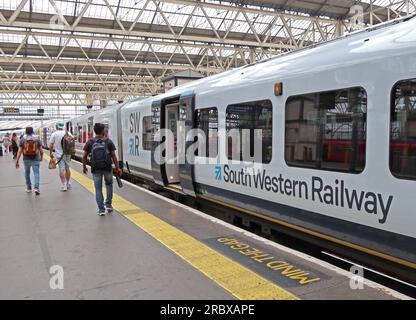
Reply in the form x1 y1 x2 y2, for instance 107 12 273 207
82 123 122 216
3 133 10 154
15 127 43 195
11 133 19 159
49 121 75 192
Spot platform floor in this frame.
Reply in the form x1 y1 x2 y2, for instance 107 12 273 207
0 154 408 300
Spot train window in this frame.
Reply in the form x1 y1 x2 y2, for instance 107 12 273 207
66 122 72 134
82 125 87 143
103 123 109 137
390 79 416 180
88 117 94 140
77 125 83 143
226 100 272 164
285 87 367 173
73 125 78 141
142 116 153 151
195 108 218 158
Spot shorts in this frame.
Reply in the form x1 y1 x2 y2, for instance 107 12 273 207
58 154 72 172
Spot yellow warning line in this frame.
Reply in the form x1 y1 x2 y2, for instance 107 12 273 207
197 195 416 270
66 166 298 300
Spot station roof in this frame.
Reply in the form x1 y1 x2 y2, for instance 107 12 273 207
0 0 414 119
219 0 398 20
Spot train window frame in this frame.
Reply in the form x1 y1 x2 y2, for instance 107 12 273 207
142 116 153 151
389 78 416 181
103 122 109 137
284 86 367 174
77 125 83 143
225 99 273 164
194 107 219 159
82 125 87 143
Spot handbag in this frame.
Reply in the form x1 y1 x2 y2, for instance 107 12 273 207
48 158 57 170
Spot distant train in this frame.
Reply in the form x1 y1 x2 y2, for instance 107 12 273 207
44 15 416 283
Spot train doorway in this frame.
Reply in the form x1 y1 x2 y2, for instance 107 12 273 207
151 96 181 189
151 93 196 195
165 101 180 185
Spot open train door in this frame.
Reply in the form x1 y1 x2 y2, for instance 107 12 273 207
178 92 196 197
151 100 165 186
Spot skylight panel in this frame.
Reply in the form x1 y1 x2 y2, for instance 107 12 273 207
230 21 251 33
138 7 156 24
84 3 113 20
90 39 108 49
175 4 194 15
55 0 75 16
29 0 53 14
118 7 140 22
0 33 25 43
192 16 211 29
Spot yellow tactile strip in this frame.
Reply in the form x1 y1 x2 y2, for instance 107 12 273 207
66 165 298 300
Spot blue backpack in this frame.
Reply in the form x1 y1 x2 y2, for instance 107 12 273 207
91 138 112 171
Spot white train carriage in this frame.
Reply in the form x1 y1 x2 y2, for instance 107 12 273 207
69 99 146 161
64 15 416 282
189 17 416 275
69 109 102 158
120 97 154 181
40 120 58 149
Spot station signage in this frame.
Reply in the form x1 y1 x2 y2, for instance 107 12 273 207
3 107 20 114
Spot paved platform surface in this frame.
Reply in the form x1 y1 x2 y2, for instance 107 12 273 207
0 154 408 300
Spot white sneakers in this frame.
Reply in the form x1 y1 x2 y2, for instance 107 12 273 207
60 181 71 192
97 207 113 216
25 188 40 195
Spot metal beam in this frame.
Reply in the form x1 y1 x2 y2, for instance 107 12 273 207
0 57 222 73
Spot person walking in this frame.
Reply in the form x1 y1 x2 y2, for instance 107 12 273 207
49 121 75 192
11 133 19 159
15 127 43 195
82 123 122 216
3 133 10 154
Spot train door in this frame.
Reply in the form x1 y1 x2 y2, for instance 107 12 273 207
151 100 165 186
87 117 94 140
178 93 196 196
151 94 196 193
66 121 73 135
165 102 180 184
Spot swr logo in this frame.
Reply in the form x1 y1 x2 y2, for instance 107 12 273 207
215 166 222 180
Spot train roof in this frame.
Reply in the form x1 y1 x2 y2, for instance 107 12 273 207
70 97 148 121
121 95 160 110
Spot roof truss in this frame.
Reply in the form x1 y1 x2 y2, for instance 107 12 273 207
0 0 414 118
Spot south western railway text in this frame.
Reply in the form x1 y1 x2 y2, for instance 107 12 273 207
222 165 393 224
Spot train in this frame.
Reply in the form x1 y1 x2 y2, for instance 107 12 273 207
43 15 416 283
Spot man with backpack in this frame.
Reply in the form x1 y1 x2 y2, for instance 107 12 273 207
15 127 43 195
49 121 75 192
82 123 122 216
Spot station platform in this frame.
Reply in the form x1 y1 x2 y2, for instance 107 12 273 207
0 154 409 300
